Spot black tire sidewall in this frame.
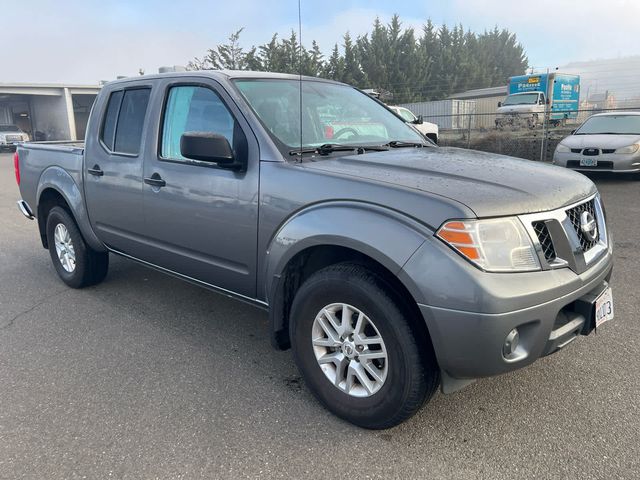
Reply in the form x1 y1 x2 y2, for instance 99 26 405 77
46 207 90 288
290 265 430 428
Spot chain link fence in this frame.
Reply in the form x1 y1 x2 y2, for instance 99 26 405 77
419 107 640 162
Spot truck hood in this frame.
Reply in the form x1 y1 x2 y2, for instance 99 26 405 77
300 147 596 218
497 104 541 114
560 134 640 149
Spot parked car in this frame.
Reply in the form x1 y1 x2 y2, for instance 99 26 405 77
15 71 613 429
388 105 439 144
0 125 29 152
553 112 640 174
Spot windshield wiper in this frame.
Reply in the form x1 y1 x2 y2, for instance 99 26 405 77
575 132 625 135
289 143 389 156
385 140 427 148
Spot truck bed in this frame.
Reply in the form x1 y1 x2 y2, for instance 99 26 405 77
17 141 86 223
22 140 85 155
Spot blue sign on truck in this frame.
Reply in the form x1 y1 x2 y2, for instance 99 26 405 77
506 73 580 121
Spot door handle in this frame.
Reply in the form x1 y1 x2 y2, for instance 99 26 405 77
87 165 104 176
144 173 166 188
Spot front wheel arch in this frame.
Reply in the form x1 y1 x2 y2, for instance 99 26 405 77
269 244 433 359
289 261 440 428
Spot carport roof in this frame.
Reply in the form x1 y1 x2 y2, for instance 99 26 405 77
449 85 507 100
0 83 101 96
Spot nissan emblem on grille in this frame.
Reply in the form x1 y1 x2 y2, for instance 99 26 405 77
580 211 598 242
566 199 599 252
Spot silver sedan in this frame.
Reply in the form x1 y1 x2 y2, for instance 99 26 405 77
553 112 640 174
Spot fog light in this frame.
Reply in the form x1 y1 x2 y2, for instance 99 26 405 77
503 328 520 359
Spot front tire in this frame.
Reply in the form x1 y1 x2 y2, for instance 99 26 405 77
289 263 439 429
46 206 109 288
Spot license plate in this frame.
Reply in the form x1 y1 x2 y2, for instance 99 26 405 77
580 158 598 167
595 287 614 328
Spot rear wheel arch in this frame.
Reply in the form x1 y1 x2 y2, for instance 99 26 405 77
37 188 72 249
35 166 107 253
45 206 109 288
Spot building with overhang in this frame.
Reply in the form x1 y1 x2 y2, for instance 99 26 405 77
0 83 101 141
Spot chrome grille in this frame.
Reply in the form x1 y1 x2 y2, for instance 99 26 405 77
532 221 556 262
5 135 22 142
520 195 607 274
566 199 598 251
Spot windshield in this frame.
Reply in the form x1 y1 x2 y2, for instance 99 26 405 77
234 79 424 151
503 93 539 106
0 125 20 132
575 115 640 135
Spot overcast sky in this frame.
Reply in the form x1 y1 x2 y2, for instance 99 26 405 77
3 0 639 84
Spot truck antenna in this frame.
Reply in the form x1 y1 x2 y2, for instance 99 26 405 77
297 0 303 162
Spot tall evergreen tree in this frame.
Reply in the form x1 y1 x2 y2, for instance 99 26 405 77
341 33 367 86
324 44 345 80
301 40 324 76
188 18 529 101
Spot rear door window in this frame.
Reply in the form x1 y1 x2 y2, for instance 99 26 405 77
114 89 151 155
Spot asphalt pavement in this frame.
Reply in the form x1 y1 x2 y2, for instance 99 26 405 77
0 153 638 479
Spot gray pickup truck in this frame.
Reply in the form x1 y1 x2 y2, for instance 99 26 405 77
15 71 614 429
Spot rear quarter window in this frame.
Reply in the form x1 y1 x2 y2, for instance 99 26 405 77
100 88 151 155
100 90 123 151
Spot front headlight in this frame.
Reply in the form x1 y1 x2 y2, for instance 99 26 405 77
436 218 541 272
555 144 571 153
615 144 639 154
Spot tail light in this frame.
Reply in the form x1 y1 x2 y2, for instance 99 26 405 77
13 150 20 185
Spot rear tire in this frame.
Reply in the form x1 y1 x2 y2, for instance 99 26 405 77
46 206 108 288
289 263 439 429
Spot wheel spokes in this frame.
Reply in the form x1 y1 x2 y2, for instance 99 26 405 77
53 223 75 273
348 362 375 395
339 304 355 337
362 360 385 383
358 350 386 361
315 314 341 346
311 302 388 398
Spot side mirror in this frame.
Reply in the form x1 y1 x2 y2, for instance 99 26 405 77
415 115 424 125
498 102 502 107
180 132 242 169
570 129 576 135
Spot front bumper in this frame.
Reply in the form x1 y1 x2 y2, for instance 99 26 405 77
553 152 640 172
417 258 611 383
400 209 613 391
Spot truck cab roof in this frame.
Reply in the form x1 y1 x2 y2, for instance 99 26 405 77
105 70 345 88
